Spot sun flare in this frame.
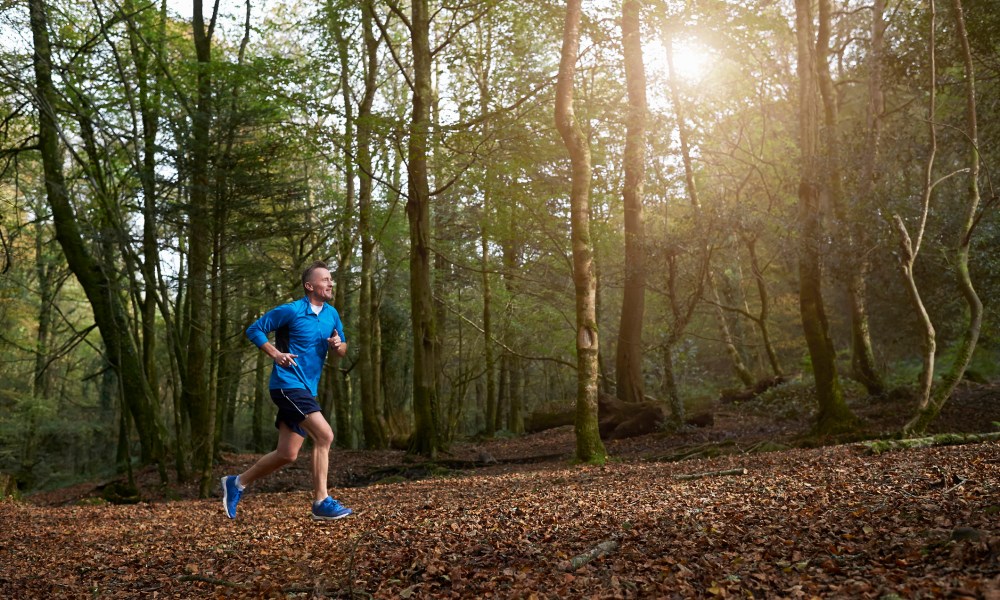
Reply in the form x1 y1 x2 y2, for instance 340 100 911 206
664 40 712 81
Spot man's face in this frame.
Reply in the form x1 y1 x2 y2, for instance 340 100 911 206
306 267 334 301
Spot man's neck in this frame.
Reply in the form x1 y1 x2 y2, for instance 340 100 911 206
306 294 325 307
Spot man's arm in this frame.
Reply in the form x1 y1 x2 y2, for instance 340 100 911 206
259 341 299 367
327 312 347 358
328 333 347 358
247 304 299 366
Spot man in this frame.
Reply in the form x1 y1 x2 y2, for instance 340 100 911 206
221 261 353 520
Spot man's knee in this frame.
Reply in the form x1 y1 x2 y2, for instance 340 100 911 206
276 446 299 464
303 413 334 448
314 427 334 449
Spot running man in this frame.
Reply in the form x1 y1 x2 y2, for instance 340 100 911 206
221 261 353 520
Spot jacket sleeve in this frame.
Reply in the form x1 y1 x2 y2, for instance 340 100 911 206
246 302 294 348
332 309 346 342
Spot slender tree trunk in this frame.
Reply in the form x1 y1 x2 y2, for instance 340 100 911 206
407 0 440 457
848 0 886 395
474 21 498 438
32 221 54 401
187 0 218 496
495 353 508 433
358 0 387 449
481 216 497 436
500 240 521 434
594 260 612 395
555 0 606 464
124 0 166 409
665 33 753 387
904 0 983 434
332 12 357 449
661 342 682 426
814 0 884 396
744 236 783 376
615 0 648 405
794 0 855 434
28 0 166 471
507 356 524 435
893 0 937 425
25 217 56 482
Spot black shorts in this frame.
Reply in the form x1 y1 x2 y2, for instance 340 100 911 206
270 388 322 438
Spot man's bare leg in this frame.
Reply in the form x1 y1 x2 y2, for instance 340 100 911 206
298 412 334 503
238 423 305 486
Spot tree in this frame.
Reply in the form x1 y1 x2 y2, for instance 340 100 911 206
794 0 856 434
898 0 984 434
555 0 606 464
27 0 166 472
186 0 219 496
614 0 648 405
357 0 388 449
407 0 441 457
818 0 884 397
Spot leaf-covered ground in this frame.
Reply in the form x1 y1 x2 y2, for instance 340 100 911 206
4 383 999 598
2 438 999 599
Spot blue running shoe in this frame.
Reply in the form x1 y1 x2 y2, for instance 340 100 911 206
312 496 353 520
221 475 243 519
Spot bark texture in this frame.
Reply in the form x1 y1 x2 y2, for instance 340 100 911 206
555 0 606 464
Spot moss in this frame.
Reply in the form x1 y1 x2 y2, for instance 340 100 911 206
863 432 1000 455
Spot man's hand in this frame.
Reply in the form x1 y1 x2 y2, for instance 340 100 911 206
328 333 347 357
274 352 298 368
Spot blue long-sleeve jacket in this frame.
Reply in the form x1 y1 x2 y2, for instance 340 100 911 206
246 297 346 397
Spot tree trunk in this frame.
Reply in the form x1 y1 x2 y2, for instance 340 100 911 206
32 219 54 401
500 239 521 434
28 0 166 471
358 0 387 449
331 12 357 450
814 0 883 397
187 0 218 496
407 0 441 457
482 218 497 436
124 0 166 409
474 21 499 438
495 353 508 433
507 356 524 435
615 0 648 405
744 236 783 376
904 0 983 434
555 0 607 464
893 0 937 427
661 342 683 427
794 0 855 434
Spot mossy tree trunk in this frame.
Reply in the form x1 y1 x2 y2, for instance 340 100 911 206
555 0 607 464
903 0 983 435
794 0 856 434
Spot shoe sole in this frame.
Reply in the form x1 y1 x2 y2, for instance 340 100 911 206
221 477 235 519
311 511 353 521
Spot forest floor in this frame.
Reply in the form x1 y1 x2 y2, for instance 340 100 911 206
3 382 999 598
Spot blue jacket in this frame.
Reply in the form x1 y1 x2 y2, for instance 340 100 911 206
246 296 346 396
